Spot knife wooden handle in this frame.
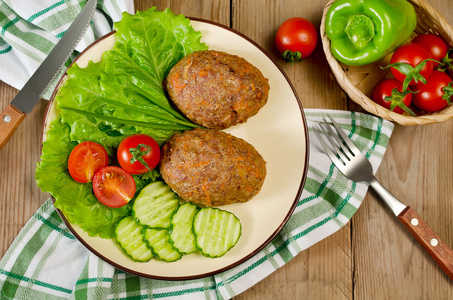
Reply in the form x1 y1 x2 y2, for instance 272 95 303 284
0 104 25 150
398 206 453 280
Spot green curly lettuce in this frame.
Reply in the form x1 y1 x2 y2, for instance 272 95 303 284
57 7 207 148
36 7 208 238
36 117 131 238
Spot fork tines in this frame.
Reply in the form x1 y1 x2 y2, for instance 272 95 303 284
315 114 360 167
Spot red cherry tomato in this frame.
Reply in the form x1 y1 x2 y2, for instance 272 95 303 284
68 141 109 183
411 70 452 112
117 134 161 175
412 34 448 69
390 43 433 86
275 17 318 63
92 166 136 208
372 79 413 114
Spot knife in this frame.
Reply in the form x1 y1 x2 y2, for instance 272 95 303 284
0 0 97 150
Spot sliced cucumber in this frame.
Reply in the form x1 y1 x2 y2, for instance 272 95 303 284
169 202 199 254
143 228 182 262
114 216 153 262
133 181 180 229
193 208 242 258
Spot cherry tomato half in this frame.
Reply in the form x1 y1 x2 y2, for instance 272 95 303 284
372 79 413 114
390 43 433 86
92 166 136 208
117 134 161 175
411 70 452 112
412 34 448 69
275 17 318 63
68 141 109 183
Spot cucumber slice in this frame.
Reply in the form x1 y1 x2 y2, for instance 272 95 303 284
114 216 153 262
143 228 182 262
133 181 180 229
169 202 199 254
193 208 242 258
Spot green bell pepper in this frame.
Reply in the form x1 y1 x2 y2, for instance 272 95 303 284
325 0 417 66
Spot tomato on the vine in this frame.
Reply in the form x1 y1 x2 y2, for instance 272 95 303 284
68 141 109 183
92 166 136 208
411 70 453 112
117 134 161 175
412 34 448 69
389 43 433 87
275 17 318 63
372 79 414 115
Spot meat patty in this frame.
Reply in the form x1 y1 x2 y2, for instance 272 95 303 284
159 128 266 207
165 50 270 129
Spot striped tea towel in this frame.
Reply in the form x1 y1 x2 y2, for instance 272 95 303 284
0 0 134 99
0 109 395 299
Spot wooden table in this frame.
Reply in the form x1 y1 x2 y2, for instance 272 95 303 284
1 0 453 298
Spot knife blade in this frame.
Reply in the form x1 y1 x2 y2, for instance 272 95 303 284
0 0 97 150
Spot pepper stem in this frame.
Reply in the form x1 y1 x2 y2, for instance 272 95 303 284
344 15 375 48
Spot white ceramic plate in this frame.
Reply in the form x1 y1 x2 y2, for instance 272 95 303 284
43 19 309 280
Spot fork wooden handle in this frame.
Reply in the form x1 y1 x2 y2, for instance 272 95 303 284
398 206 453 280
0 104 26 151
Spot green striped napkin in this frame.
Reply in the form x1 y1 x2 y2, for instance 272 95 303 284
0 109 394 299
0 0 133 99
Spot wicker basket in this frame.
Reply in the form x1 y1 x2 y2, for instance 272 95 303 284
321 0 453 125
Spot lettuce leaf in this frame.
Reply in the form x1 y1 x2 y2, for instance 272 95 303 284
57 8 207 147
113 7 207 84
36 8 208 238
36 117 130 238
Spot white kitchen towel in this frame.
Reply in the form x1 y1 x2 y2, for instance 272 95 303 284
0 109 395 299
0 0 133 99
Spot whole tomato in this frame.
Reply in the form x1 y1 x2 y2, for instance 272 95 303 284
412 34 448 69
411 70 453 112
372 79 414 115
389 43 433 88
275 17 318 63
117 134 161 174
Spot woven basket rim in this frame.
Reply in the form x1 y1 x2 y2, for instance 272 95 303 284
321 0 453 125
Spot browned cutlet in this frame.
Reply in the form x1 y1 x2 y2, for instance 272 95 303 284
159 128 266 207
166 50 270 129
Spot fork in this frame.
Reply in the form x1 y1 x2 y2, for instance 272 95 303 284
315 114 453 280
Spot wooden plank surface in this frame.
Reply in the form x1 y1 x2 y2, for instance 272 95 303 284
0 0 452 299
